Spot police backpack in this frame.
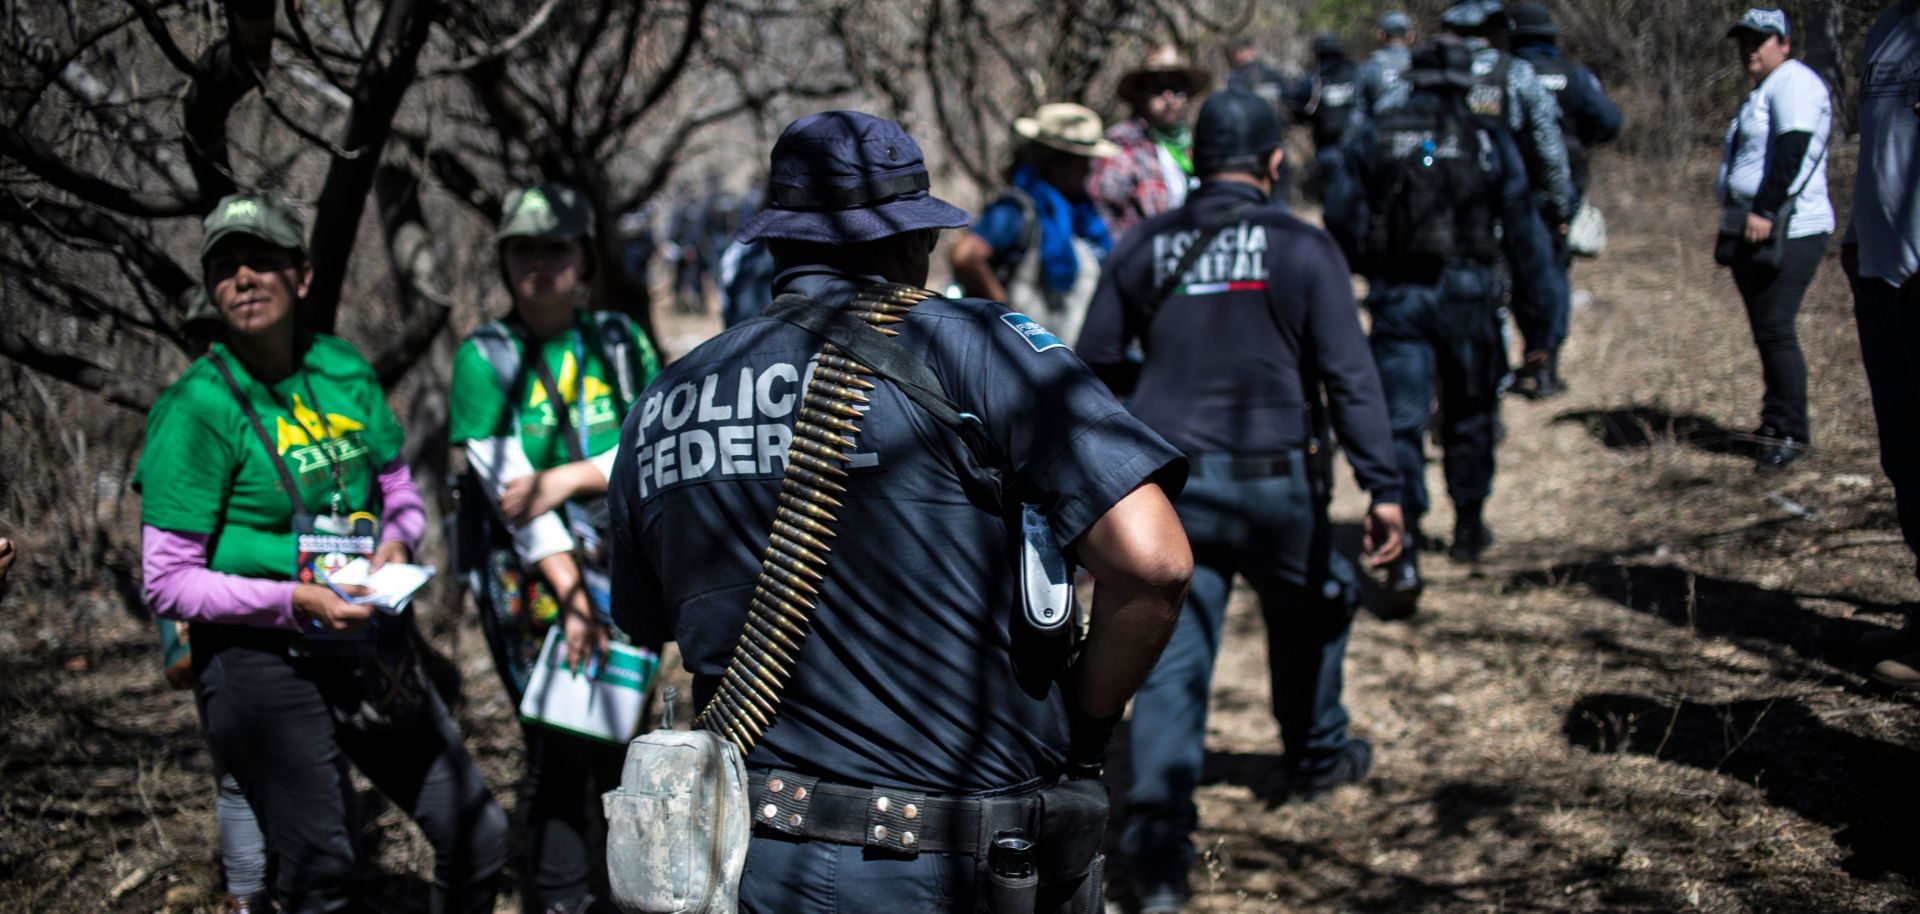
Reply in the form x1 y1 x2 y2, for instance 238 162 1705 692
1362 102 1499 274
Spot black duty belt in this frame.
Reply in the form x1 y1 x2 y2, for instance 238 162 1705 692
748 769 1037 857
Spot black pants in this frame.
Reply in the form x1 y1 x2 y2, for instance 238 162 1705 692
521 725 627 909
1367 267 1507 532
1848 256 1920 585
1729 233 1828 442
198 640 509 914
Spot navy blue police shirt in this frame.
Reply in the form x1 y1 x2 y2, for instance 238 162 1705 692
608 265 1186 795
1078 181 1402 505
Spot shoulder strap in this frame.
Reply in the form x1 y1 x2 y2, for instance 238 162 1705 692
760 294 1007 471
469 321 522 399
1138 200 1259 337
526 346 589 464
206 351 305 518
592 312 642 411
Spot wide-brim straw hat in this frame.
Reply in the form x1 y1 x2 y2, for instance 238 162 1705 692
1116 45 1214 102
1013 104 1121 158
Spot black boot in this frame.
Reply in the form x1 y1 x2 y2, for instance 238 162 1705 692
1379 547 1423 620
1449 501 1493 563
1532 348 1567 399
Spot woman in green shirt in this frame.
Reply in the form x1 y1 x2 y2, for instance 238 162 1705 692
135 194 506 913
449 184 660 914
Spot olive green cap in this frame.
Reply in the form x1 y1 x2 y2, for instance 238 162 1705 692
201 193 306 261
495 183 594 244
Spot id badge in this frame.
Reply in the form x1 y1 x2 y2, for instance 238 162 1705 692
291 511 380 655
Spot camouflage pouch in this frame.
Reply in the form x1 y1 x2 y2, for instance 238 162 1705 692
604 720 749 914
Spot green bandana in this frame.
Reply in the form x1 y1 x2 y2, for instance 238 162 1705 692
1151 124 1195 175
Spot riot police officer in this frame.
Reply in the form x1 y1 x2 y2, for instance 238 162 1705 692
1507 2 1622 398
1323 37 1565 612
1358 10 1418 117
1080 90 1406 914
608 110 1193 913
1440 0 1575 396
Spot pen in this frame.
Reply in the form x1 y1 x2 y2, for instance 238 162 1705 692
306 561 357 630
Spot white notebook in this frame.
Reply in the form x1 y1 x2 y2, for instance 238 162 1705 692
519 628 659 744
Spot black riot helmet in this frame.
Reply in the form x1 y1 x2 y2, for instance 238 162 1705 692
1193 89 1283 177
1408 35 1477 93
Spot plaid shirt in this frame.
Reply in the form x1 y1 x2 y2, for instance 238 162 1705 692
1090 118 1188 239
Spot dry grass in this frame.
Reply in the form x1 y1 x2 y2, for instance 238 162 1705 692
3 154 1917 913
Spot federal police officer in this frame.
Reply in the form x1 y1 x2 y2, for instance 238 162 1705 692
1080 90 1406 914
1440 0 1575 396
1507 2 1622 398
608 111 1193 913
1357 10 1418 117
1323 37 1565 611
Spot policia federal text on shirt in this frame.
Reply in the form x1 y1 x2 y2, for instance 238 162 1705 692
1078 89 1405 914
608 111 1193 913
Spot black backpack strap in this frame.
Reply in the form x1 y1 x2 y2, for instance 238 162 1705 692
526 350 589 465
1137 200 1259 338
207 351 307 518
760 293 1008 471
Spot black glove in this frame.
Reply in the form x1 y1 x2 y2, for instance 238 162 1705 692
1063 706 1123 780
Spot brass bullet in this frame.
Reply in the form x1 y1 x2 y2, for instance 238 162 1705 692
790 450 850 477
735 630 792 679
752 588 814 626
763 561 821 594
775 507 837 538
859 313 905 326
756 580 816 616
719 681 772 730
746 609 805 653
817 354 873 375
777 490 840 521
764 547 824 583
788 465 848 493
736 643 789 687
772 520 832 552
797 408 863 434
817 383 870 404
793 422 858 449
768 533 827 569
803 394 864 419
812 367 876 390
789 436 853 464
743 616 801 664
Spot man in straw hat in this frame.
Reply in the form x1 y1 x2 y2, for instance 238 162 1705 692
952 102 1118 346
609 110 1192 912
1091 45 1213 238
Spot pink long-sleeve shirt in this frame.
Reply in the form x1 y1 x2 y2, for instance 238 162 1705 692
142 457 426 630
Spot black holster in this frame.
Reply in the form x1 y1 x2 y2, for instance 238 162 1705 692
975 778 1108 914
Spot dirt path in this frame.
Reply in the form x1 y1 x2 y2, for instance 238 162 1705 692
2 164 1916 914
1177 165 1919 913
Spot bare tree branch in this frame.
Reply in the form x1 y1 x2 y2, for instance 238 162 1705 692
122 0 199 76
0 126 204 217
0 196 196 302
0 324 160 412
304 0 440 331
416 0 563 77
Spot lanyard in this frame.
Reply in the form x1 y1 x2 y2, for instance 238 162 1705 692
269 373 354 516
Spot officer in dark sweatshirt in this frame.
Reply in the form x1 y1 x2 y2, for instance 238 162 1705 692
1079 89 1405 914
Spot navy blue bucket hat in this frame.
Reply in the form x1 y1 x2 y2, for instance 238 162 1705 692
736 111 972 245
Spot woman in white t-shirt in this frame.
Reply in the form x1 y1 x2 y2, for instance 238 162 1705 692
1715 7 1832 471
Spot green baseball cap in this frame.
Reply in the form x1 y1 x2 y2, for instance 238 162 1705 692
495 183 594 244
201 193 306 260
